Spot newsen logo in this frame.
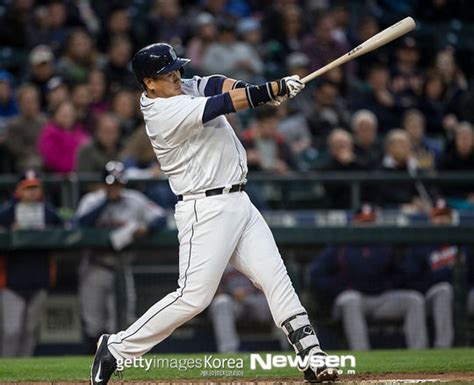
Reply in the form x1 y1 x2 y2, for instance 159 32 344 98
249 354 356 372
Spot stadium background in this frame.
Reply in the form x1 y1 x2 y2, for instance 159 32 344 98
0 0 473 360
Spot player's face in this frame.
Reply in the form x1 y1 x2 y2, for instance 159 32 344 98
144 70 181 98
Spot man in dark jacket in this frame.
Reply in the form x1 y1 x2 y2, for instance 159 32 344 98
0 171 63 356
310 205 428 351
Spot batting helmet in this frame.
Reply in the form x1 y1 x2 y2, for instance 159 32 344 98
131 43 190 84
103 161 128 185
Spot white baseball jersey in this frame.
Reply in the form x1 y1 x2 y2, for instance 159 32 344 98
140 76 248 195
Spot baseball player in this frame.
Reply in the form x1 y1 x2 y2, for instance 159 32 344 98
90 43 337 384
76 161 166 353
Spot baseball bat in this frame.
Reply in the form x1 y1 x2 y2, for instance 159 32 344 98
301 17 416 84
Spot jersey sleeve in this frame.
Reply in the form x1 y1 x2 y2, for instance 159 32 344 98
181 75 227 97
148 95 208 147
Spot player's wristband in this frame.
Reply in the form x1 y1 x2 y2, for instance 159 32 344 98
232 80 251 89
245 82 277 108
275 78 288 97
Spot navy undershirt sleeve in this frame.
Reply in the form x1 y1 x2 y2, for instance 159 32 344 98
202 93 236 123
203 76 226 96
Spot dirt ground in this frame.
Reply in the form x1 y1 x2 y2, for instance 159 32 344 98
3 372 474 385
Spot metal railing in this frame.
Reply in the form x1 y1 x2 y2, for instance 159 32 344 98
1 171 473 209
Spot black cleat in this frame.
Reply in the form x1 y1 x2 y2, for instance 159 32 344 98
304 366 338 383
303 350 338 383
90 334 117 385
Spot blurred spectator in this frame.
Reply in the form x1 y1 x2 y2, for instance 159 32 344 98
237 17 265 68
147 0 187 47
88 68 109 117
321 129 360 171
378 129 430 212
185 13 218 74
402 109 442 171
31 0 69 53
352 16 383 80
277 4 304 52
352 65 399 132
261 2 305 78
320 129 362 208
277 101 314 171
435 48 468 130
285 52 313 114
306 79 350 149
57 28 98 83
76 113 122 173
390 37 422 111
440 122 474 201
201 21 264 82
419 72 447 136
45 76 69 112
110 89 141 138
75 161 166 353
330 4 351 46
38 101 90 173
5 84 46 172
301 12 350 75
97 7 137 53
103 35 136 94
435 48 468 101
0 170 63 356
71 81 93 130
25 45 56 111
121 126 176 208
404 199 459 348
351 109 381 170
242 105 296 174
210 266 286 353
0 71 19 133
200 0 234 21
0 0 34 49
310 204 428 351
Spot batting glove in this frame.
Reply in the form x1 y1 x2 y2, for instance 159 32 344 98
276 75 305 99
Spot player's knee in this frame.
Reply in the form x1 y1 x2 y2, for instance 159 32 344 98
430 282 454 300
405 291 425 309
210 294 234 312
336 289 362 308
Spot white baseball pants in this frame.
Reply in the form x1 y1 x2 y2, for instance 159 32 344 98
107 191 306 359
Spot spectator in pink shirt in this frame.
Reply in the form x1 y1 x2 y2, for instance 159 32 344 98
38 101 90 173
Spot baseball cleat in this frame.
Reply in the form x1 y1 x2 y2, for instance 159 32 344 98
303 350 339 383
90 334 117 385
304 366 338 383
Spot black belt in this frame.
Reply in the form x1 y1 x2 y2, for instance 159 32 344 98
177 183 245 202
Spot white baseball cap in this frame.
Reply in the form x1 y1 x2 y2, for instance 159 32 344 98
30 45 54 65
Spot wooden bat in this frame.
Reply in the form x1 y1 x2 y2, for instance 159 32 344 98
301 17 416 84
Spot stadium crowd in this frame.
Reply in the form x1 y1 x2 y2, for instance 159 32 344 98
0 0 473 210
0 0 474 356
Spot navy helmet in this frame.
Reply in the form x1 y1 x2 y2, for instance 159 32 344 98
103 161 128 185
131 43 190 85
